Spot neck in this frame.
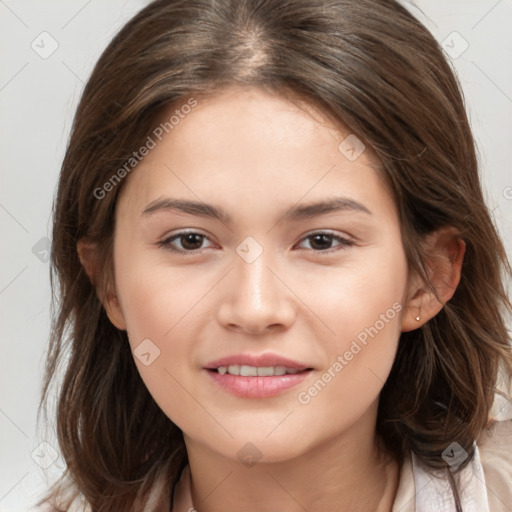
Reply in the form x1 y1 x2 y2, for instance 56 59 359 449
183 403 399 512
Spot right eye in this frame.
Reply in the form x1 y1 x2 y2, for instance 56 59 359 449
157 230 215 253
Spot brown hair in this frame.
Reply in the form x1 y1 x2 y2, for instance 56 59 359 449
39 0 512 510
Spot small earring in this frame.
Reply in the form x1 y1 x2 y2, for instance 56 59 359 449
415 315 421 321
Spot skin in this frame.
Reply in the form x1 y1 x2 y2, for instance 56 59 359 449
79 85 465 512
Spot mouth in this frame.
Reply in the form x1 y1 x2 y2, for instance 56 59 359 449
203 354 314 398
204 353 312 372
208 365 312 376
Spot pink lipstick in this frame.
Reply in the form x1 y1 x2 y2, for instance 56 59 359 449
204 353 313 398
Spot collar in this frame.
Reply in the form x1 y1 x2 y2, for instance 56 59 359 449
393 443 490 512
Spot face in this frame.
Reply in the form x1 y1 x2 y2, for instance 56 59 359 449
108 85 411 463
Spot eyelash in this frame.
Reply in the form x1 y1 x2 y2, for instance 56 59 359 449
157 230 354 255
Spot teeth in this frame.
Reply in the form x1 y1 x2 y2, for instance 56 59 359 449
273 366 286 376
228 365 240 375
257 366 274 376
216 365 302 376
240 365 258 376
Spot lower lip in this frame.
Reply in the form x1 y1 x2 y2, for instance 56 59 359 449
205 369 311 398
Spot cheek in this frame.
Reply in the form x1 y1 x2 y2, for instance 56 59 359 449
114 246 206 343
304 245 407 350
295 246 407 409
112 249 214 425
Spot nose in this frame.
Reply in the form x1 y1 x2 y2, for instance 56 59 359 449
216 247 296 335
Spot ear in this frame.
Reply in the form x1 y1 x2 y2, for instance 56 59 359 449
401 227 466 332
77 238 127 331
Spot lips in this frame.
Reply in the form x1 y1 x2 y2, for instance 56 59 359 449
204 353 313 398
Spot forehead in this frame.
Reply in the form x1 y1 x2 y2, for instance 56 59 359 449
116 86 392 220
153 86 358 160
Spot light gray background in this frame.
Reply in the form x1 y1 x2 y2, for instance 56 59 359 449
1 1 511 511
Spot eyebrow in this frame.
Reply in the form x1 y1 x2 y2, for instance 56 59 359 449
142 196 371 223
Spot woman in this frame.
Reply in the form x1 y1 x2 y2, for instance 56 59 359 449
38 0 512 510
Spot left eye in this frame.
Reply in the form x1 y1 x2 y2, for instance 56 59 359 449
296 232 353 252
158 231 353 253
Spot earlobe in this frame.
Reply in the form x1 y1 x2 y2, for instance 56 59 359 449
401 228 466 332
102 290 128 331
401 285 426 333
77 238 127 331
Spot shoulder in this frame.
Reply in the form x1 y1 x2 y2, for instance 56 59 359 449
33 465 171 512
401 416 512 511
477 417 512 510
32 475 91 512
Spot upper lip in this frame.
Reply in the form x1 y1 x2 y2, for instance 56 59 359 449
204 353 311 370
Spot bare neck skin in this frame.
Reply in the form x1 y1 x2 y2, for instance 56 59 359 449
184 400 399 512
